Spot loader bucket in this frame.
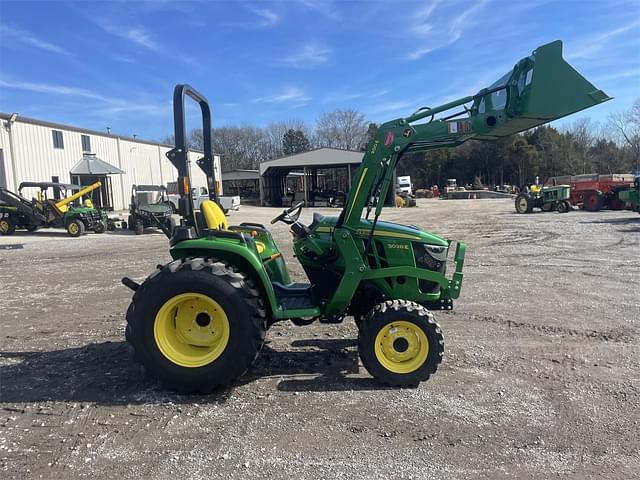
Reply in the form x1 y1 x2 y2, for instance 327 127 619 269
472 40 611 138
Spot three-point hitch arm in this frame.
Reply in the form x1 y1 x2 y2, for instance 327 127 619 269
337 40 611 230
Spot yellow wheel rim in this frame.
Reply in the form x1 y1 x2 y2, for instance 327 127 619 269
374 320 429 374
68 223 79 235
0 220 9 233
154 292 230 368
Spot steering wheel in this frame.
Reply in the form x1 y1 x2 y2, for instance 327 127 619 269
271 201 304 225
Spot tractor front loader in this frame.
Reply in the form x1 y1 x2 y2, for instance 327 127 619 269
122 41 609 393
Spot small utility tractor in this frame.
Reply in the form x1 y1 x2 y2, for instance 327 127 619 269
128 184 176 235
122 41 609 392
618 175 640 213
515 184 572 214
0 181 106 236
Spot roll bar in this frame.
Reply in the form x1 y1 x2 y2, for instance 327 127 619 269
166 84 218 229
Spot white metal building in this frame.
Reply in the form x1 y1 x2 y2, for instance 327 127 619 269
0 112 216 211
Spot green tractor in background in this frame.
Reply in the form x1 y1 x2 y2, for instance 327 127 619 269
515 182 572 214
122 41 609 393
618 175 640 213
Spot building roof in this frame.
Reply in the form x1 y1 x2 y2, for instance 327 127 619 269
259 148 363 176
0 112 209 154
222 169 260 181
70 154 125 175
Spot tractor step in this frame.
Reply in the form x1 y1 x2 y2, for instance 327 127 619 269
273 282 316 310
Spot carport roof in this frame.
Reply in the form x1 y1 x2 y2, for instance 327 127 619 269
260 148 363 176
70 154 125 175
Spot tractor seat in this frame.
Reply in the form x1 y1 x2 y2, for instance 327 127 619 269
201 200 272 259
201 200 228 230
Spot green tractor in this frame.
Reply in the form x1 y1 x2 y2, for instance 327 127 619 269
515 183 572 214
618 175 640 213
122 41 609 392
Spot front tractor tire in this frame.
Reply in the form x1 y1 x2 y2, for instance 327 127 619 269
358 300 444 387
126 258 267 393
67 219 85 237
515 193 533 214
0 218 16 235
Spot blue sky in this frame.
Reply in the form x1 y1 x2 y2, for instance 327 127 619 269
1 0 639 142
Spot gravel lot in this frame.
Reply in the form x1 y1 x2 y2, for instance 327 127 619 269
1 198 638 479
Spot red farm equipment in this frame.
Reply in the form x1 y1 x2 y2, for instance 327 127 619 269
546 174 636 212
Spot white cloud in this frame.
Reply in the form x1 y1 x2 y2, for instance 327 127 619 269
252 86 311 105
0 79 109 101
406 0 489 60
282 42 332 67
0 78 167 116
251 7 280 26
568 20 640 60
323 89 387 104
95 21 161 52
298 0 342 21
0 24 71 56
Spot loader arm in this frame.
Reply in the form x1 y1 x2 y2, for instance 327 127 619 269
338 40 611 230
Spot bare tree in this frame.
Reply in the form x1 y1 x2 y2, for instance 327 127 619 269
608 99 640 173
315 109 369 151
264 120 310 159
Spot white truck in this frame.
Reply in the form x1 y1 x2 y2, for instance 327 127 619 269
166 153 240 214
167 183 240 214
396 175 412 195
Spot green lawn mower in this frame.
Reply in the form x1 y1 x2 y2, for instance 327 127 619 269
128 184 176 236
122 41 609 392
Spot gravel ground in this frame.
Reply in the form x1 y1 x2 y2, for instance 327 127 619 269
0 198 638 479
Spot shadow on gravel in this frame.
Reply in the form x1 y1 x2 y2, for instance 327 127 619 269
0 342 232 406
580 216 640 232
0 338 388 405
248 339 392 393
579 217 640 225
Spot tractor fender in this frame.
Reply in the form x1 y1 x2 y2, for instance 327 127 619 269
169 239 279 318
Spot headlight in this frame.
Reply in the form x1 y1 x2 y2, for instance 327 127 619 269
413 243 448 271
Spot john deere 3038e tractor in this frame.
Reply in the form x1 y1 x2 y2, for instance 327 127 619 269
122 41 609 392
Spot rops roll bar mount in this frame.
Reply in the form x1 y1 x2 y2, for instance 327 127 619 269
166 84 218 229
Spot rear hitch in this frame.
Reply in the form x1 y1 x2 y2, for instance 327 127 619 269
121 277 140 291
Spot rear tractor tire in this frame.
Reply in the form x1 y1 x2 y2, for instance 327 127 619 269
583 190 604 212
556 200 571 213
67 219 85 237
135 221 144 235
358 300 444 387
515 193 533 214
0 218 16 235
125 258 267 393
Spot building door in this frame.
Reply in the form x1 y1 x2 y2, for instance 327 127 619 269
0 149 7 189
70 174 114 211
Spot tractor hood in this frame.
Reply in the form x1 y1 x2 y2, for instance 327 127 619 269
312 215 448 246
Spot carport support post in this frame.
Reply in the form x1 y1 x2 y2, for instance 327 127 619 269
303 167 309 204
347 164 352 187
